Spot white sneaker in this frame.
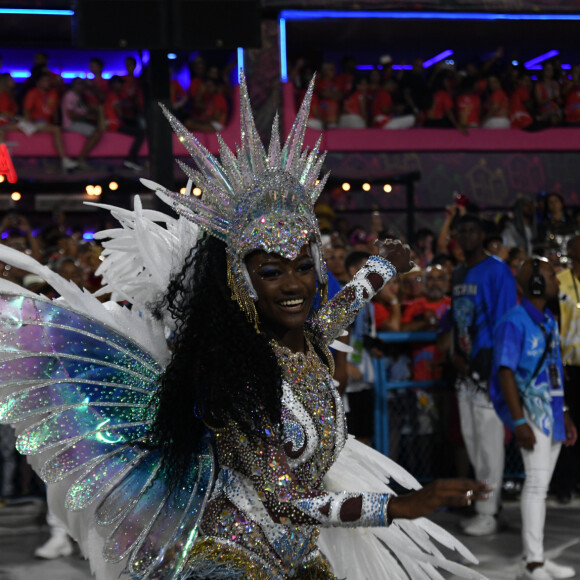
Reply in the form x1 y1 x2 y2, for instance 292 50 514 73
544 560 576 579
518 564 553 580
123 159 143 171
461 514 498 536
61 157 78 170
34 533 74 559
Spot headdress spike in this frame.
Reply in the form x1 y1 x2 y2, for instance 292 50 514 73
267 113 282 168
238 73 267 176
282 75 316 173
159 104 232 195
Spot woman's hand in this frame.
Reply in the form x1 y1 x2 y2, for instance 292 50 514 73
375 239 413 274
387 479 490 521
514 423 536 450
564 412 578 447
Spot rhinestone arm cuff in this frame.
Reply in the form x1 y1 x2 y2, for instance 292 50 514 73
312 255 397 345
290 491 391 528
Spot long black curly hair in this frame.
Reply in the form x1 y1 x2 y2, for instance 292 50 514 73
150 235 282 480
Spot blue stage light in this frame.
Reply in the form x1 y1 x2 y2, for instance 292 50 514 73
280 18 288 82
0 8 73 15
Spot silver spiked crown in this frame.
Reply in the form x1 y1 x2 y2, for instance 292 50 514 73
142 73 329 300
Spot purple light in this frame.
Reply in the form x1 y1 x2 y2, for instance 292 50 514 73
280 9 580 21
423 50 454 68
524 50 559 68
356 64 413 70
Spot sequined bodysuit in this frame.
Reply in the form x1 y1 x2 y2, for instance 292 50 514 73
187 256 396 579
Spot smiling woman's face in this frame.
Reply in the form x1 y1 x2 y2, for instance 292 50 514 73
245 245 316 347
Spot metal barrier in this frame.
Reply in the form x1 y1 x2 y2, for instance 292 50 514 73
372 331 524 482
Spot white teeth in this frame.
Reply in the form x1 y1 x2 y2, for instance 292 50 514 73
280 299 304 307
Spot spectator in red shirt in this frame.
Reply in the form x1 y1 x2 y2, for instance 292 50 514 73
481 75 510 128
338 76 368 128
185 77 228 133
0 73 19 142
456 76 481 128
121 56 145 126
104 75 145 171
534 61 562 125
563 64 580 126
374 275 402 332
170 75 189 122
61 78 104 168
373 78 415 129
335 56 357 96
510 72 536 130
85 58 108 109
316 62 341 128
424 72 467 135
367 67 382 103
187 56 207 123
23 52 64 99
401 265 451 380
22 73 77 170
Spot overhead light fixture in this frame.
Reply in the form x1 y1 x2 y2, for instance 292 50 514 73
362 183 371 191
193 187 202 197
280 9 580 21
279 17 288 82
10 191 21 201
0 8 74 15
423 50 454 69
383 184 392 193
108 181 119 191
524 50 559 69
342 182 351 191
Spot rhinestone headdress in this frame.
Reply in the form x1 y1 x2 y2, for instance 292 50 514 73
141 73 329 304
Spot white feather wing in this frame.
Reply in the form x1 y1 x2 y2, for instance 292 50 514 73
319 437 488 580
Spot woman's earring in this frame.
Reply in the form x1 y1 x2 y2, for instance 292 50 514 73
226 256 260 333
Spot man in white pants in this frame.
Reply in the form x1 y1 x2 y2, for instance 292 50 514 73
491 257 577 580
448 214 517 535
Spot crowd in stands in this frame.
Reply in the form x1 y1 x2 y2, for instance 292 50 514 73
320 190 579 382
291 48 580 132
317 190 580 485
0 52 233 170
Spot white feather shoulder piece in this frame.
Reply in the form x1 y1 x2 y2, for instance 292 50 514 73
89 195 199 312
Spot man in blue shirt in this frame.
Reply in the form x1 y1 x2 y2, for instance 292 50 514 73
491 257 577 580
449 214 517 535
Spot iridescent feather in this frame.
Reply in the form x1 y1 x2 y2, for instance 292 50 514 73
0 286 215 580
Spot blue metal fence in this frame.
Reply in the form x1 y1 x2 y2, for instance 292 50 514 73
371 331 524 482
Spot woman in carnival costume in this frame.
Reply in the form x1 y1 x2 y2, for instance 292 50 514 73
0 76 488 579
